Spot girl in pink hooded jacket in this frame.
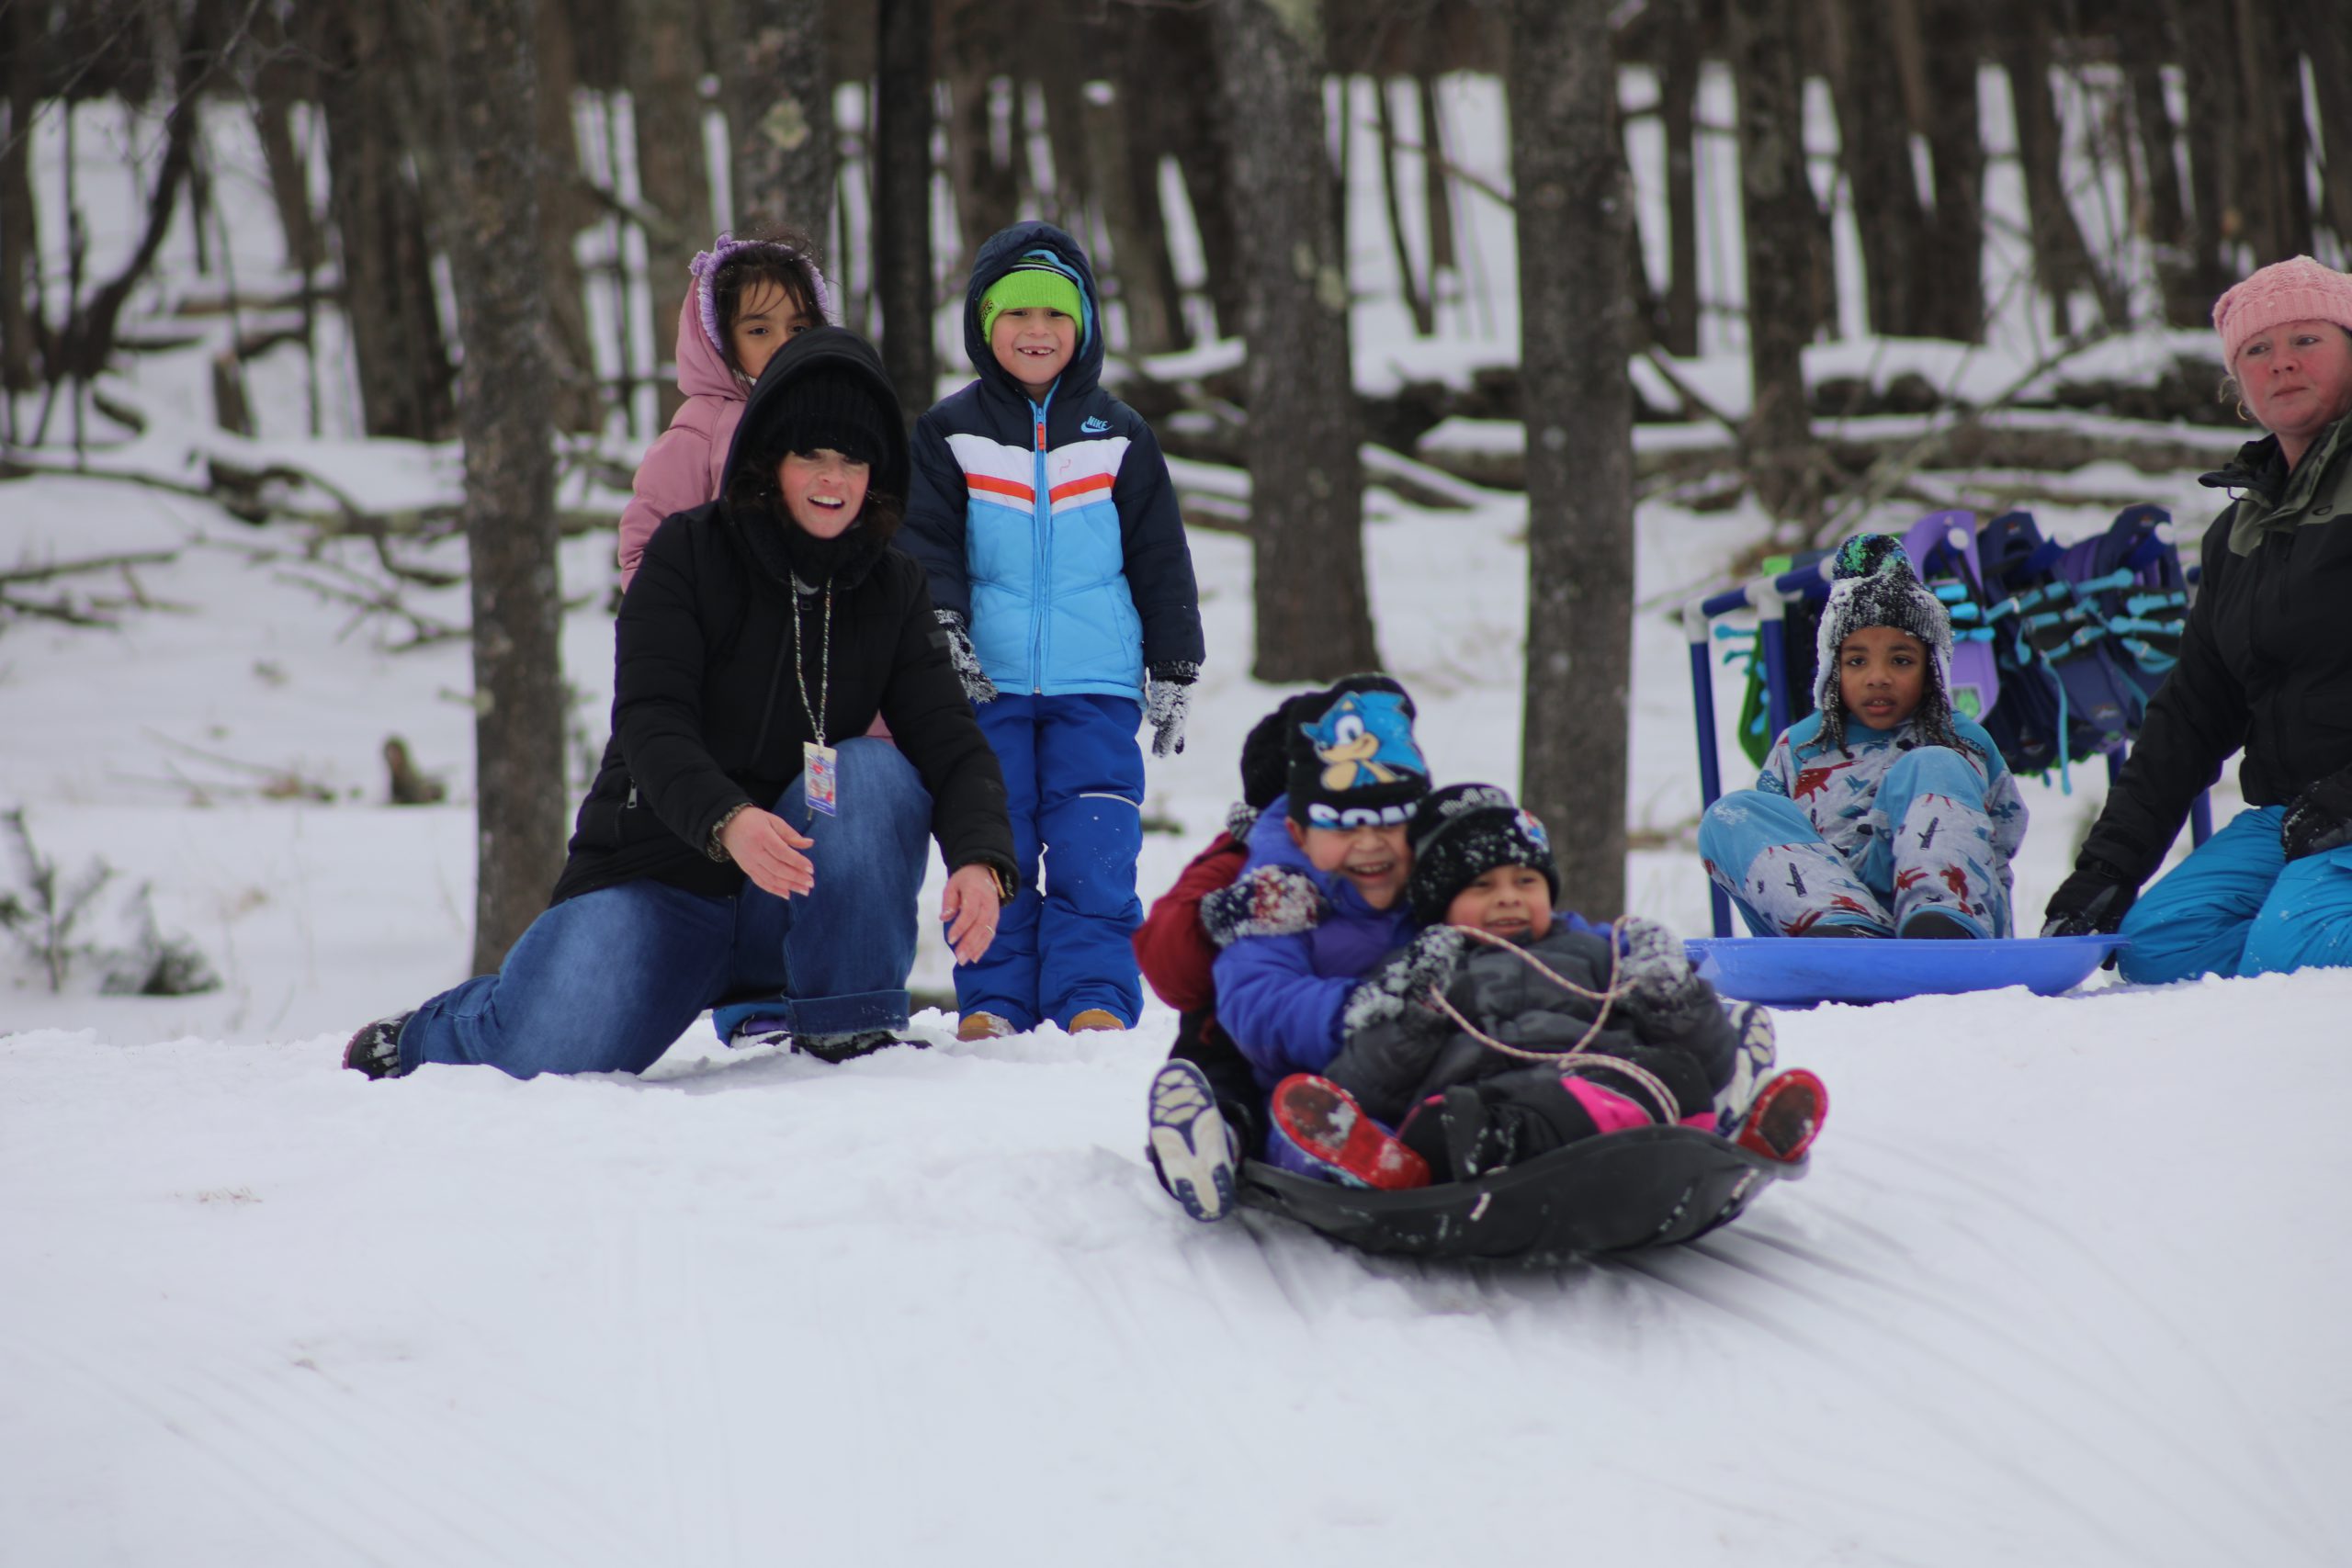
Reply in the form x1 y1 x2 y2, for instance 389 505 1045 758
617 231 834 587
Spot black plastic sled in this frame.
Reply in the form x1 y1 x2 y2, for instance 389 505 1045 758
1236 1125 1802 1262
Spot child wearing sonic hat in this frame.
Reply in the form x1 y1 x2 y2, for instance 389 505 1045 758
1699 533 2030 940
900 221 1205 1042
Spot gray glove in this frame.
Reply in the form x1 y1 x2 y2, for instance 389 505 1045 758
1144 662 1197 758
1616 916 1707 1015
1340 925 1470 1037
935 609 997 705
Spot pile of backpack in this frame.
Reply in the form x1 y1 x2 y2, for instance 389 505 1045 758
1727 505 2192 787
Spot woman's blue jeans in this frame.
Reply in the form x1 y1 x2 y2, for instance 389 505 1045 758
399 739 932 1077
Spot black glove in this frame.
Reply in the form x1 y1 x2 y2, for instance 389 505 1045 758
2280 768 2352 862
1199 864 1325 948
935 610 997 705
2041 855 2137 937
1340 926 1470 1038
1144 661 1198 758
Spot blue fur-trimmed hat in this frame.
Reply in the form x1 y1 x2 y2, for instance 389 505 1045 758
1285 674 1430 829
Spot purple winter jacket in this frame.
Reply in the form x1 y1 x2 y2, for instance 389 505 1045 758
1211 795 1419 1092
618 294 745 590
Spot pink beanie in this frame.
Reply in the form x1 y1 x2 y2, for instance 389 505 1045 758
2212 255 2352 367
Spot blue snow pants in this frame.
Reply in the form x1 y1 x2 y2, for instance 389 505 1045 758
2117 805 2352 984
1698 746 2013 938
400 738 931 1077
959 692 1145 1030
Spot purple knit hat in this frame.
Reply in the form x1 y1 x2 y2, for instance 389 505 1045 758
689 233 836 356
2212 255 2352 367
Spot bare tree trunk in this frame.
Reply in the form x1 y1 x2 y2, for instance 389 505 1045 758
425 0 568 976
2116 4 2202 325
2234 0 2312 265
249 62 322 276
1216 0 1379 682
874 0 935 419
1915 0 1984 342
1826 0 1926 336
1112 16 1189 354
628 0 714 425
534 3 603 433
320 9 456 441
1727 0 1819 525
1168 19 1243 340
1 0 41 399
1034 0 1092 231
1657 0 1702 355
1510 0 1632 919
2169 0 2239 308
729 0 834 238
943 0 1017 280
1374 78 1434 336
2284 1 2352 253
1999 0 2115 334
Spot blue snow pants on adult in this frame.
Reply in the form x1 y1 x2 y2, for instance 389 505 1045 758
958 692 1145 1030
397 738 931 1077
2117 805 2352 984
1698 746 2013 938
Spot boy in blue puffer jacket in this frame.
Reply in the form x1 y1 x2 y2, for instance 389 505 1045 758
904 221 1205 1040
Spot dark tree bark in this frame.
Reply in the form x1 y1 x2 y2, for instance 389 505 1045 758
2169 0 2239 310
1110 17 1189 354
1418 70 1456 280
628 0 715 425
249 57 322 276
533 3 603 433
729 0 835 239
1826 0 1928 337
319 9 456 440
2233 0 2311 265
1376 77 1435 336
873 0 935 420
1998 0 2116 334
2 0 42 398
1915 0 1985 342
426 0 569 976
2283 1 2352 253
1215 0 1379 682
943 0 1018 279
1509 0 1632 919
1085 65 1182 355
2116 4 2202 325
1657 0 1702 355
1727 0 1819 525
1167 20 1243 340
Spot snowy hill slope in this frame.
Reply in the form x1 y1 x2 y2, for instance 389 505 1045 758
6 966 2349 1567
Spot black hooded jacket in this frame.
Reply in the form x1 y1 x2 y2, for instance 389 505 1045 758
2081 411 2352 883
550 329 1016 906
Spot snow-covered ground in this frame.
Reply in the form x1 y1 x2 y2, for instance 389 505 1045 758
6 79 2349 1567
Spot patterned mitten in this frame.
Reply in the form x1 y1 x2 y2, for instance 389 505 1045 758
1199 864 1326 948
934 609 997 705
1341 926 1470 1036
1144 662 1198 758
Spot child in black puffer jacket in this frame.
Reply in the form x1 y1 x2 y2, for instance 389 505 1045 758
1290 784 1823 1184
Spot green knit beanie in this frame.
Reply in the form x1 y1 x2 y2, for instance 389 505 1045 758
980 263 1085 346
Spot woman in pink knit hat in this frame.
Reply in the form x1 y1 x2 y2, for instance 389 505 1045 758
2044 255 2352 982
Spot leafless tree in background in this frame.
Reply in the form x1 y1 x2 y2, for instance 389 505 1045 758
1509 0 1633 919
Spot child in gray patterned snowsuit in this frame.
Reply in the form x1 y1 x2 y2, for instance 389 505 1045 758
1699 534 2029 939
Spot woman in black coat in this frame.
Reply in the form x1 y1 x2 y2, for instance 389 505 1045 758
345 329 1018 1077
2044 256 2352 982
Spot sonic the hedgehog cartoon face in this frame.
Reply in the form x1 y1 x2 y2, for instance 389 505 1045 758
1303 690 1428 792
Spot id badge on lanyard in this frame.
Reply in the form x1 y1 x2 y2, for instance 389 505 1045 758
804 740 839 817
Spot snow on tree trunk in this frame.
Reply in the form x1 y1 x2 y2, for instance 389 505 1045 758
1214 0 1380 682
1509 0 1632 919
729 0 835 244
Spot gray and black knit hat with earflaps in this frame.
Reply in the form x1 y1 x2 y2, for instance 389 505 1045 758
1811 533 1960 754
1406 783 1559 927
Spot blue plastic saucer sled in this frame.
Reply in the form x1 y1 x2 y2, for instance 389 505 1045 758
1684 934 2127 1008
